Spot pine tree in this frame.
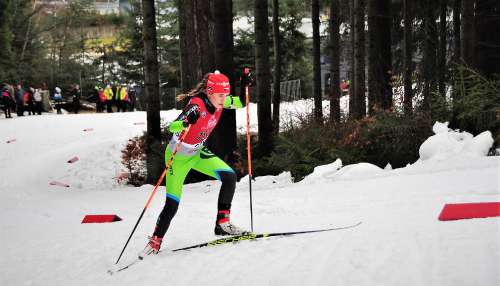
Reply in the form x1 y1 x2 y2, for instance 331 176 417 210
403 0 414 114
272 0 282 132
0 0 14 81
207 0 238 165
312 0 323 122
353 0 366 119
255 0 273 155
328 0 341 122
142 0 162 183
368 0 392 114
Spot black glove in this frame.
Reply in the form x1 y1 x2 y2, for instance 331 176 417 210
241 68 254 87
185 105 200 124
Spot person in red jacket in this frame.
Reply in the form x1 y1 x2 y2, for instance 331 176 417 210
142 71 245 256
97 87 106 113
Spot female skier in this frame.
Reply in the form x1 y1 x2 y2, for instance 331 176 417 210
143 71 245 255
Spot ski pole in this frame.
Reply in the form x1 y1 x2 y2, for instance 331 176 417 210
245 84 254 233
115 125 191 264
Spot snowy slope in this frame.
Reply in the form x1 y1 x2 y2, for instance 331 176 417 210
0 106 498 286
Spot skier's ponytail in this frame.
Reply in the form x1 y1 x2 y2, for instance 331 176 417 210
176 73 210 102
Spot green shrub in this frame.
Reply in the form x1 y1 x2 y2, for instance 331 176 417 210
121 135 147 186
121 123 171 186
452 65 500 146
237 112 434 182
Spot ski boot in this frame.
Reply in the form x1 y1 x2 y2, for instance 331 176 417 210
139 235 163 258
214 210 248 236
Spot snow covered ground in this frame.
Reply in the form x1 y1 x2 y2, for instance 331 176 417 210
0 104 498 286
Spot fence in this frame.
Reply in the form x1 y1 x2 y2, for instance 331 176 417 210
269 79 303 102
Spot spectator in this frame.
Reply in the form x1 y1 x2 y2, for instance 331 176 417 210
97 87 106 113
115 84 122 112
128 84 137 111
26 87 35 115
71 84 81 114
118 85 129 112
104 84 114 113
33 88 43 115
15 84 24 116
54 86 63 114
1 85 13 118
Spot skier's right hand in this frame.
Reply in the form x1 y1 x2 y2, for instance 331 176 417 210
185 105 200 124
168 120 187 133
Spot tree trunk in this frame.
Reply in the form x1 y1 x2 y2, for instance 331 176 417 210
438 0 447 99
353 0 366 119
368 0 392 114
460 0 475 68
178 0 199 92
329 0 341 122
451 0 461 124
312 0 323 122
0 0 13 79
475 0 500 78
178 0 213 93
272 0 281 133
207 0 237 165
452 0 461 65
20 0 37 61
403 0 413 114
197 0 214 73
254 0 273 155
349 0 355 117
422 0 438 112
142 0 162 183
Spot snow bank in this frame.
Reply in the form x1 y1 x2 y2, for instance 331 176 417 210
300 159 343 184
301 160 385 183
334 163 384 179
419 122 494 162
300 121 495 184
238 172 293 190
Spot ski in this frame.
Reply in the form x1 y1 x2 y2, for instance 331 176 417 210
172 221 362 251
108 257 142 275
107 221 361 275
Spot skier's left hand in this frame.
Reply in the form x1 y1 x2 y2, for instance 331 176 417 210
223 95 243 109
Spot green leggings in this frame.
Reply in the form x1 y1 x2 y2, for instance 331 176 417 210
165 147 234 203
153 147 236 238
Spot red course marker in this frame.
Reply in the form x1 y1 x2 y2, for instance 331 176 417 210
6 139 16 144
82 214 122 223
83 128 94 132
439 202 500 221
49 181 70 188
67 156 79 163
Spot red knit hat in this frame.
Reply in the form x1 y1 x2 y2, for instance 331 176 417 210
206 71 230 96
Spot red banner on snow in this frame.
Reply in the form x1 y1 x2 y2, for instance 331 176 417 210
438 202 500 221
49 181 70 188
81 214 122 223
67 156 79 163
